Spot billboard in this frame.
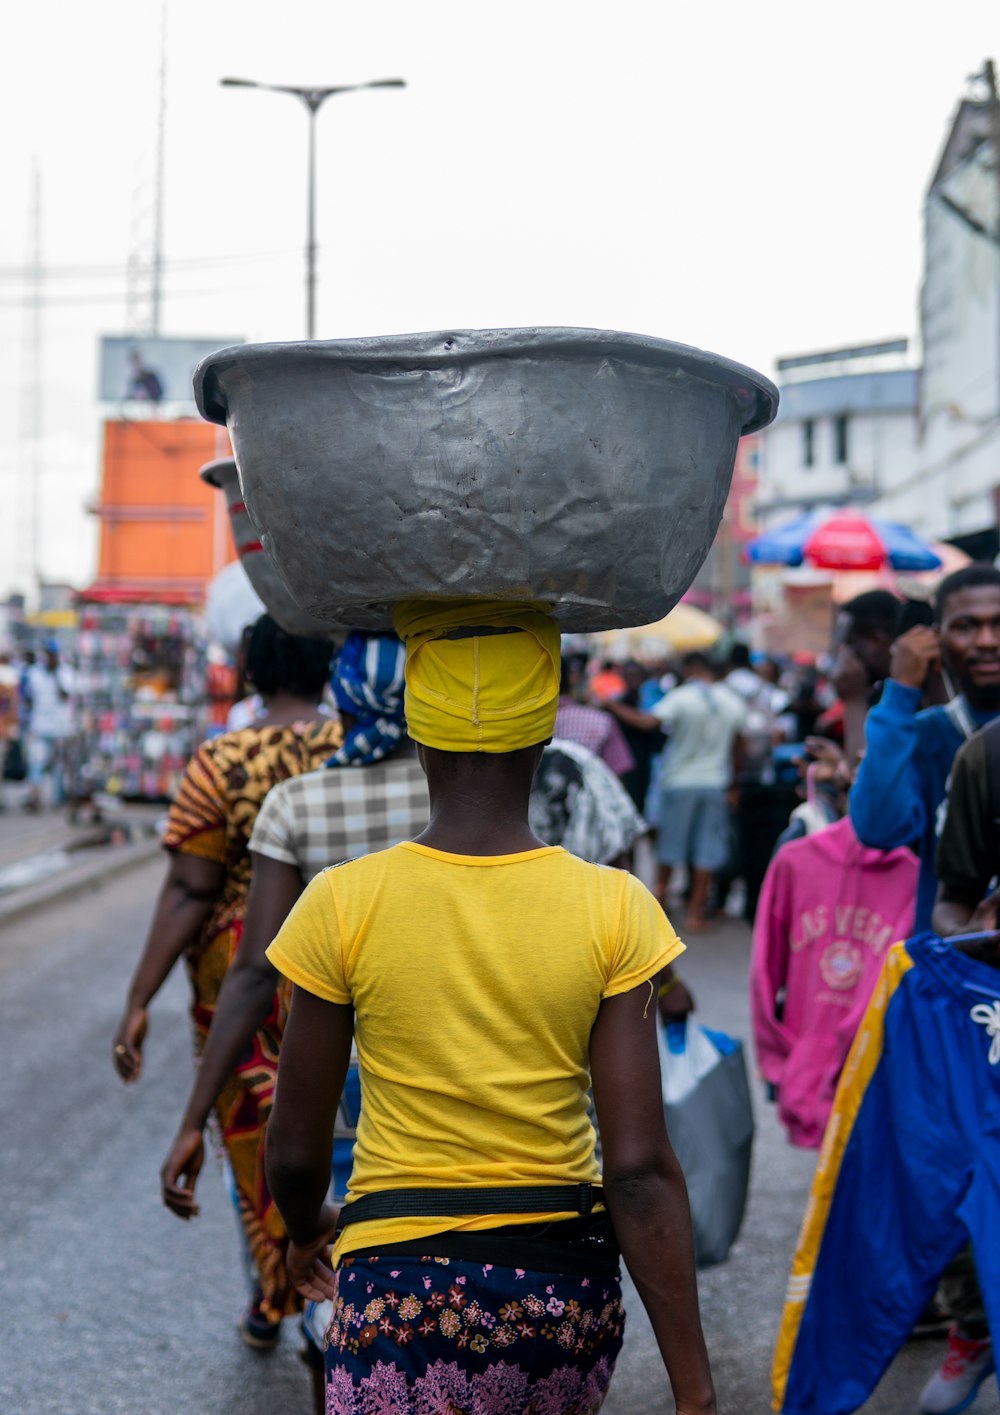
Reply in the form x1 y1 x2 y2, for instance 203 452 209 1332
90 420 235 603
98 335 242 408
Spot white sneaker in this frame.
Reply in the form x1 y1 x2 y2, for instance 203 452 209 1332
918 1328 995 1414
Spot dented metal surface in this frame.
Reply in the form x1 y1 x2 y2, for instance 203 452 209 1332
195 328 778 632
199 457 340 639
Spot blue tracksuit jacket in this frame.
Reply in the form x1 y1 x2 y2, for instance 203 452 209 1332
849 681 997 932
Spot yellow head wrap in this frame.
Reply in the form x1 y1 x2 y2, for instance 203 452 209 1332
392 599 561 753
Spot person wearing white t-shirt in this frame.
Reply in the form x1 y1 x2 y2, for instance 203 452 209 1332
24 642 74 810
606 651 746 928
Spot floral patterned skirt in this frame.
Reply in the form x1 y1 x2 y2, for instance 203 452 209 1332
325 1252 625 1414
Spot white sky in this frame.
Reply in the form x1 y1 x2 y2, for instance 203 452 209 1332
0 0 997 597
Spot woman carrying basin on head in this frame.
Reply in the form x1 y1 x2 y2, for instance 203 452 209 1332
264 600 716 1415
112 613 341 1348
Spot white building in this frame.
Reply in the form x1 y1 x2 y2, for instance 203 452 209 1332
757 341 921 524
758 77 1000 560
751 72 1000 652
892 92 1000 556
751 342 924 654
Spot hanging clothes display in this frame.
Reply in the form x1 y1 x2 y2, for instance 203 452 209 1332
772 934 1000 1414
750 816 917 1148
70 602 208 802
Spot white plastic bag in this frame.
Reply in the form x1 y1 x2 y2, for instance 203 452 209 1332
657 1017 755 1266
658 1014 723 1104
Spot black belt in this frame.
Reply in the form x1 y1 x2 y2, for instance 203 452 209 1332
337 1183 604 1230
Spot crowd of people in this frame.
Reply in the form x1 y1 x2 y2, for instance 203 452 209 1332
105 560 1000 1415
0 639 75 811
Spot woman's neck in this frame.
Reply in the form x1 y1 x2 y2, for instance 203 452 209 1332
414 793 545 857
256 691 325 728
412 743 548 856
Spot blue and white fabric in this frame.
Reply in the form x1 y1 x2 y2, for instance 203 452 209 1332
328 632 407 767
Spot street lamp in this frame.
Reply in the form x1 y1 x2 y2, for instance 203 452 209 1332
220 76 406 339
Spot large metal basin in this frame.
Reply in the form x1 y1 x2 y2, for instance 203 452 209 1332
194 328 777 632
199 458 339 640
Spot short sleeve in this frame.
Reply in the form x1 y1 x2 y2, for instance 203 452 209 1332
266 869 350 1004
936 735 994 900
250 781 298 866
651 693 680 728
603 873 684 999
162 743 227 862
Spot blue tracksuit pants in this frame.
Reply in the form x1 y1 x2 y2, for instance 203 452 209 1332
773 935 1000 1414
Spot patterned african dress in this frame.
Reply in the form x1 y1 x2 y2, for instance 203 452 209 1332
162 718 342 1322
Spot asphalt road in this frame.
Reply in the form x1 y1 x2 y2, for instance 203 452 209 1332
2 863 997 1414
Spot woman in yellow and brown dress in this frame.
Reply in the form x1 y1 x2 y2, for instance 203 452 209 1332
112 614 341 1346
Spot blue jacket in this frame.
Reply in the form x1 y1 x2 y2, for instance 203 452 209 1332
849 679 998 932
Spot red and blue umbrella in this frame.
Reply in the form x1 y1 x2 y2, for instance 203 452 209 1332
746 509 942 573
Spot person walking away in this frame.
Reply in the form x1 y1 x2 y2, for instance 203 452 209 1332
607 651 747 929
530 735 649 868
0 648 20 809
554 655 636 778
23 639 74 810
851 563 1000 1412
750 806 917 1148
724 646 795 922
611 660 666 812
164 693 685 1411
263 600 716 1415
111 615 340 1348
226 622 265 730
158 631 428 1407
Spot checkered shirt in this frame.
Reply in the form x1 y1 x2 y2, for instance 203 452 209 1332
553 698 636 777
249 753 430 881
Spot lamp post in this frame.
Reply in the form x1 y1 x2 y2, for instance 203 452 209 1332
220 76 405 339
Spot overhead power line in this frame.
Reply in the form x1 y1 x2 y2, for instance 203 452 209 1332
0 249 295 281
0 278 278 309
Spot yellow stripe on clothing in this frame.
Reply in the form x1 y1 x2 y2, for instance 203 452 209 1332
771 942 915 1411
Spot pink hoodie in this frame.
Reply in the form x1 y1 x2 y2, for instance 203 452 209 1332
750 816 917 1148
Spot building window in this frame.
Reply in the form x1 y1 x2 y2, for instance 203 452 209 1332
803 419 815 468
834 414 849 464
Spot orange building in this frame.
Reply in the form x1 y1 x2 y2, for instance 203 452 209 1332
89 420 235 603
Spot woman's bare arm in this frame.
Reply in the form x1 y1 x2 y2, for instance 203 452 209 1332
591 983 716 1415
266 985 354 1300
112 851 224 1082
160 854 305 1218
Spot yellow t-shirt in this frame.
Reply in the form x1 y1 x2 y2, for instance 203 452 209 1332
266 841 683 1261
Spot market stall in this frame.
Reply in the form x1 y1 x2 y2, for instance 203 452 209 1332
70 590 209 803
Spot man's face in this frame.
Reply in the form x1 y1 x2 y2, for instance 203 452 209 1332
940 586 1000 707
44 649 58 671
